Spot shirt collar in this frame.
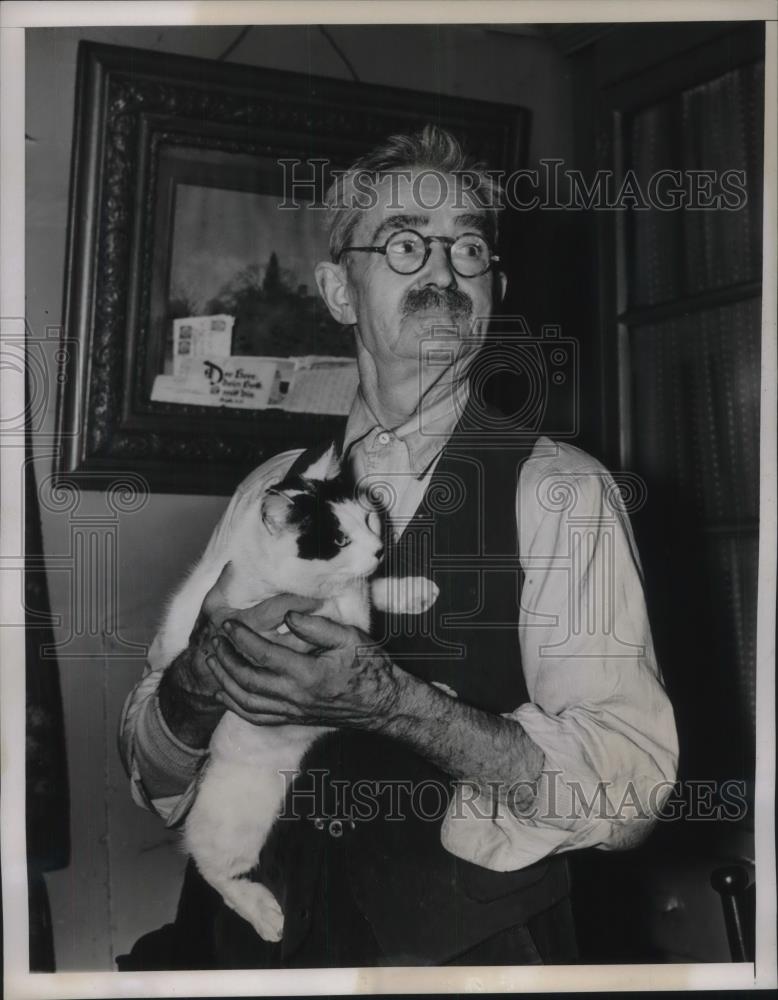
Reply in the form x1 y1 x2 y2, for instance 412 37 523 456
343 378 469 478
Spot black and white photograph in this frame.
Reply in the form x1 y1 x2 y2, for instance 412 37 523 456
1 1 776 995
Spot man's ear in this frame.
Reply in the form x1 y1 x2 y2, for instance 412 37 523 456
314 261 357 326
496 269 508 303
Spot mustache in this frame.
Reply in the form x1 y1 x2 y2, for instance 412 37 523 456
402 286 473 320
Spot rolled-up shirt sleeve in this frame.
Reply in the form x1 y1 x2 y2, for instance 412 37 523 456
118 662 205 826
441 438 679 870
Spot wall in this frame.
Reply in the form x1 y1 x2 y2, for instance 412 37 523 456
25 23 572 970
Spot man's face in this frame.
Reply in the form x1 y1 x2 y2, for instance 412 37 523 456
341 171 500 368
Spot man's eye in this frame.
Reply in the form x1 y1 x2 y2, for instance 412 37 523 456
456 240 485 258
388 233 422 256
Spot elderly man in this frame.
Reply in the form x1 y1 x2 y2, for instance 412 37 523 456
119 125 677 969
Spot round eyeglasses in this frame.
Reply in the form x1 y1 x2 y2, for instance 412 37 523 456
338 229 499 278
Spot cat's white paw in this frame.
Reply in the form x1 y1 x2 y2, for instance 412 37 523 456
224 880 285 942
431 681 458 698
249 889 284 943
375 576 440 615
405 576 440 614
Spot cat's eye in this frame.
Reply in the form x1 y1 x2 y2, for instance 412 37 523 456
334 531 351 548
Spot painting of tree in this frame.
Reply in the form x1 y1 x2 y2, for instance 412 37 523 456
161 185 355 367
202 255 354 358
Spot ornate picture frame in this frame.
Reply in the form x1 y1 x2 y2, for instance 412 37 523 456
57 41 528 494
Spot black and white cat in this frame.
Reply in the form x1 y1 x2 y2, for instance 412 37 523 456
151 445 439 942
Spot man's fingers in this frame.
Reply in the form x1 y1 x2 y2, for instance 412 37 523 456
214 688 292 726
239 593 324 633
220 620 304 675
284 612 353 650
206 648 291 710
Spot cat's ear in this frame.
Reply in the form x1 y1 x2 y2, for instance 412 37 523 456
300 442 339 482
261 489 293 534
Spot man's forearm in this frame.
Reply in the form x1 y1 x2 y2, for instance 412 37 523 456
374 668 545 811
157 644 225 749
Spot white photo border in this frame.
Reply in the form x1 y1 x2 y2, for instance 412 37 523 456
2 1 775 995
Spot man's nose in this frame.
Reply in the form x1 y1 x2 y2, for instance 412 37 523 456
420 240 457 288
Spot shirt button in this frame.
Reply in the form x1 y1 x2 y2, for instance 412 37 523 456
377 432 391 445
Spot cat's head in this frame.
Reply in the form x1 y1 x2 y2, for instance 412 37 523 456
260 444 384 592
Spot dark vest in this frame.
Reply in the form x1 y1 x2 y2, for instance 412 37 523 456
183 406 569 967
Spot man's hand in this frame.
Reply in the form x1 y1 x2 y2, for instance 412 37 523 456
205 612 403 729
157 562 323 747
206 610 545 813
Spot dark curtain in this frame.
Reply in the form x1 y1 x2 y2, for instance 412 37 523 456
626 60 763 791
25 364 70 971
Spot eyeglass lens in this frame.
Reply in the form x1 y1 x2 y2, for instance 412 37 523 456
385 230 490 276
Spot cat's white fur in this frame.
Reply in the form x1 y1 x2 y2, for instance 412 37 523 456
151 446 438 941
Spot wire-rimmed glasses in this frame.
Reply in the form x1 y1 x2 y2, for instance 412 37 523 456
338 228 499 278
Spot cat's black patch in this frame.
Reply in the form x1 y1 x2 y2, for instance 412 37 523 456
280 470 363 562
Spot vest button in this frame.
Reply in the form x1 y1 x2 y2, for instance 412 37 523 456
328 819 343 837
313 817 325 831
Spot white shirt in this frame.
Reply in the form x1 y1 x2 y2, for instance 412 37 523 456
342 380 471 536
119 388 678 871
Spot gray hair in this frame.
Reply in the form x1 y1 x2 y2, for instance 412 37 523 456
324 124 503 263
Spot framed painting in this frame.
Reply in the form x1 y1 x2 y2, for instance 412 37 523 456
57 41 529 494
